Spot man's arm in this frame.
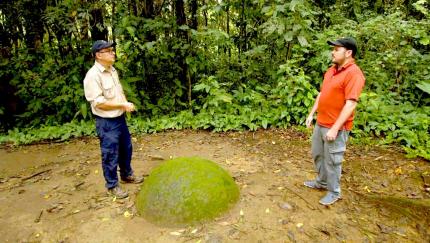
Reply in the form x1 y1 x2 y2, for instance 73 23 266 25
96 101 135 112
306 93 321 128
325 99 357 141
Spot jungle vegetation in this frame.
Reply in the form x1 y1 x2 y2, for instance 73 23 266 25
0 0 429 159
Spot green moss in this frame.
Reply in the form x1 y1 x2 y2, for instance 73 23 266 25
136 157 240 226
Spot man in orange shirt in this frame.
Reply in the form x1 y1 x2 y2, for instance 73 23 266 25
304 37 365 205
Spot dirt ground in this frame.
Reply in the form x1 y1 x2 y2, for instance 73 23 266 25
0 129 429 243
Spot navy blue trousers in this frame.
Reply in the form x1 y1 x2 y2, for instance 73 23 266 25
95 115 133 189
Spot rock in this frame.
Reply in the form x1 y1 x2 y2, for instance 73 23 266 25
422 173 430 186
287 230 296 242
136 157 239 226
377 223 393 234
205 233 224 243
227 228 240 239
278 202 293 210
148 154 164 160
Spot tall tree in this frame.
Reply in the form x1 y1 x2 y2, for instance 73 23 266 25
189 0 198 30
22 0 45 55
187 0 198 104
174 0 190 104
89 1 108 40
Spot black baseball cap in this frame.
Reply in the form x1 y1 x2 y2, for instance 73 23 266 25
91 40 116 53
327 37 357 57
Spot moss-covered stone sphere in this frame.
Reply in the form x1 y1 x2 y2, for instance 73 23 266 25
136 157 239 226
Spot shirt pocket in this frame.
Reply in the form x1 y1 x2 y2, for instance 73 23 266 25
101 77 115 99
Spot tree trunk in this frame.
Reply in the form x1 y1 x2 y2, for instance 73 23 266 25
129 0 138 15
22 1 45 56
0 1 27 130
189 0 198 30
174 0 189 105
187 0 198 105
226 0 231 58
241 0 247 52
175 0 187 38
202 0 208 27
139 0 157 103
89 3 108 41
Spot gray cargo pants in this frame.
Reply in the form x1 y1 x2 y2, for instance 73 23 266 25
312 124 349 195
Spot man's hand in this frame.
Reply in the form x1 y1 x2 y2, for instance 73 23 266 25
305 115 314 128
123 102 136 112
325 128 338 141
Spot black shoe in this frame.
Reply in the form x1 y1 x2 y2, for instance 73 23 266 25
121 175 144 184
107 186 129 199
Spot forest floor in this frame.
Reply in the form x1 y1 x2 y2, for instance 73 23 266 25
0 129 429 243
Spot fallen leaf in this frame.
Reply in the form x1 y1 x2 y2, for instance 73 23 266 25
395 167 403 175
394 231 407 237
124 211 132 218
363 186 371 193
218 221 230 226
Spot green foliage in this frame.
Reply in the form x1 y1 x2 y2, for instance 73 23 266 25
0 120 95 145
190 61 317 131
136 157 239 226
354 92 430 160
8 47 91 127
0 0 429 160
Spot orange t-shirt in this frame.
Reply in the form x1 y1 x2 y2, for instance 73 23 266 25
317 62 365 131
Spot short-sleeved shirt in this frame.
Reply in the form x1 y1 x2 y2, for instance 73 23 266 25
83 61 127 118
317 61 365 131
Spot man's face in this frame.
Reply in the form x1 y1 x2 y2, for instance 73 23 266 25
96 47 115 64
331 46 350 65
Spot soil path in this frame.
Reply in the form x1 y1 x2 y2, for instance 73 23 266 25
0 129 429 242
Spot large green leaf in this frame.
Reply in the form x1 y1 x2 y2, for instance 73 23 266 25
416 82 430 94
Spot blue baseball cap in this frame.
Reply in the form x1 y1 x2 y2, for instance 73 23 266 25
91 40 115 53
